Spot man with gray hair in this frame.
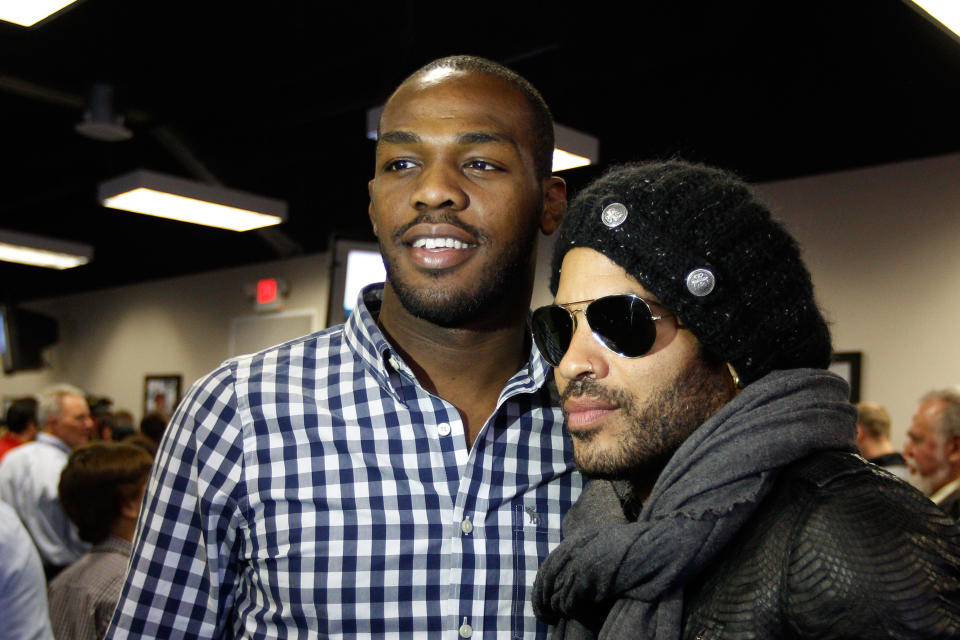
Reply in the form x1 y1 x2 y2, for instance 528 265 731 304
0 383 92 575
855 401 910 481
905 388 960 520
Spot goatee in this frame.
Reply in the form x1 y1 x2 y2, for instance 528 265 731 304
379 211 540 327
561 354 731 493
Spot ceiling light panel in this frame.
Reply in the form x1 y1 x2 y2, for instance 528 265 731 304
0 229 92 270
98 170 288 232
0 0 78 27
907 0 960 41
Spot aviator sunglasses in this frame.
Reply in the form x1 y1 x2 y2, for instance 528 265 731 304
531 294 675 367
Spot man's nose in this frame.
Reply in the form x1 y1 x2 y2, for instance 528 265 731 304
556 315 609 383
411 163 468 211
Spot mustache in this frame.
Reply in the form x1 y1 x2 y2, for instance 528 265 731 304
560 377 630 413
390 211 487 244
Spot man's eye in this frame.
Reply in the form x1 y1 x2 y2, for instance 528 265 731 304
385 159 417 171
465 160 499 171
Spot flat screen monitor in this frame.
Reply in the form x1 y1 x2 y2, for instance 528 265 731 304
0 305 58 374
326 239 385 327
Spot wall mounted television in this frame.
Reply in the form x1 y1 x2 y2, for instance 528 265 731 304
0 305 59 374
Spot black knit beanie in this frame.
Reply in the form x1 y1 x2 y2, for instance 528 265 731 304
550 160 832 385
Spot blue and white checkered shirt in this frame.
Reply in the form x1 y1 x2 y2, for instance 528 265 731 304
107 284 583 639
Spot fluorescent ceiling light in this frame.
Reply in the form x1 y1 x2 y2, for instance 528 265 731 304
552 149 593 172
0 0 78 27
0 229 92 270
98 170 287 232
365 107 599 173
906 0 960 41
552 124 599 171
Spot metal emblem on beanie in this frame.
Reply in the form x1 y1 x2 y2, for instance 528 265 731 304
553 161 833 385
685 268 716 297
600 202 628 228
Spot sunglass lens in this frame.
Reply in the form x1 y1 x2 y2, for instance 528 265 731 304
532 305 573 367
586 295 657 358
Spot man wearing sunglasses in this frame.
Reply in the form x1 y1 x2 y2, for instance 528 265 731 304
531 161 960 639
107 57 581 640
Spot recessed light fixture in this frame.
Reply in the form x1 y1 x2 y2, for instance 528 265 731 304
365 106 600 172
0 0 79 27
906 0 960 41
98 170 288 232
0 229 92 270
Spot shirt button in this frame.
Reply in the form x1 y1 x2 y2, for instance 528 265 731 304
437 422 451 437
460 517 473 535
459 617 473 638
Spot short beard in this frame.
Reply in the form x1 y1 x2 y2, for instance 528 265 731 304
561 353 731 491
909 461 952 497
380 212 540 328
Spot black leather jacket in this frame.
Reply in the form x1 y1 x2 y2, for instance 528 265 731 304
939 487 960 522
682 452 960 639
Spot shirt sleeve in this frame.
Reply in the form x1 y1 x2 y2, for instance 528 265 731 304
0 501 54 640
105 363 248 639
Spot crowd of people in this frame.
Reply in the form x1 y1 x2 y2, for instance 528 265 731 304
1 55 959 639
0 385 168 640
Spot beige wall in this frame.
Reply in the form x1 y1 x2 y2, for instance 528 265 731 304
3 152 960 448
1 253 330 421
752 152 960 445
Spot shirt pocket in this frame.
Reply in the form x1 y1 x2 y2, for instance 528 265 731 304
510 499 562 640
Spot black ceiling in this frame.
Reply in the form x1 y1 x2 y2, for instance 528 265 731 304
1 1 958 302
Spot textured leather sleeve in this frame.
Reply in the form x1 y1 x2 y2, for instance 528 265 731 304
784 454 960 639
682 452 960 640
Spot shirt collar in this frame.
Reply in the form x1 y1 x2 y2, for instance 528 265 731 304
931 475 960 506
342 283 396 377
93 535 132 556
343 282 552 393
35 431 71 455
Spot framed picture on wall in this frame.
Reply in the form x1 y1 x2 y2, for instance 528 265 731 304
144 374 182 418
829 352 862 403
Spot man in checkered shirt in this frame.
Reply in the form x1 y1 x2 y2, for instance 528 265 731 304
106 56 583 639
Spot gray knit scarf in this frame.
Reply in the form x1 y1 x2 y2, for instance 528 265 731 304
532 368 857 640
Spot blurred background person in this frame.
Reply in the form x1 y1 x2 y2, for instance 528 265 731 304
138 411 168 449
88 396 115 442
905 389 960 520
0 499 54 640
111 409 136 442
0 396 39 463
48 442 153 640
120 432 158 457
855 401 910 481
0 384 93 576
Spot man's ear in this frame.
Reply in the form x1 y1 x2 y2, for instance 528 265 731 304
367 179 379 237
539 176 566 235
120 495 142 521
946 433 960 464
